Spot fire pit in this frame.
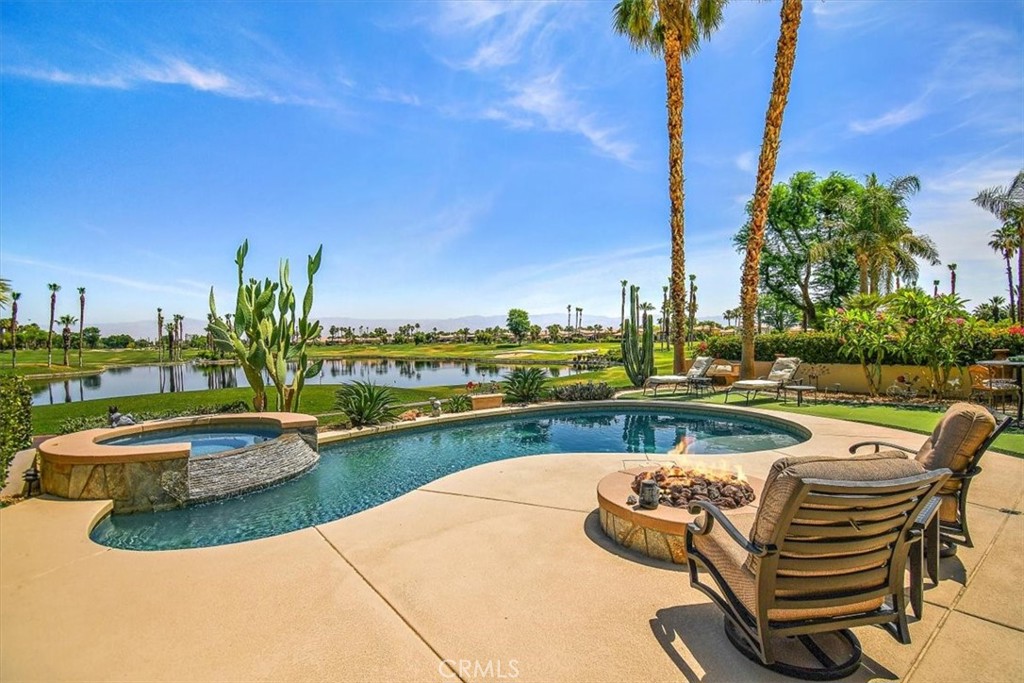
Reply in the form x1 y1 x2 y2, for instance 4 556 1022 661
631 466 756 510
597 466 762 564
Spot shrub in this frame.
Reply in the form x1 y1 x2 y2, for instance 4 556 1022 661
0 377 33 489
334 382 401 427
56 400 254 436
503 367 549 404
445 394 472 413
551 382 616 401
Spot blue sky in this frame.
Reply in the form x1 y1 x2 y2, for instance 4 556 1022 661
1 0 1022 329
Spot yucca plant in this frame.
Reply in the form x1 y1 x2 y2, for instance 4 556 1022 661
445 394 472 413
503 367 548 404
334 382 401 427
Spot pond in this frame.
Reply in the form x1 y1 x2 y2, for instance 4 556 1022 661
30 359 588 404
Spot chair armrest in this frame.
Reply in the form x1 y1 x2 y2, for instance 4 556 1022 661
948 465 981 481
848 441 916 455
686 500 773 557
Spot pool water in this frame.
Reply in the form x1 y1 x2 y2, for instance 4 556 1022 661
91 408 805 551
103 425 281 456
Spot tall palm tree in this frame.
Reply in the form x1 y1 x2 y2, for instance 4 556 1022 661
974 171 1024 320
987 223 1018 322
46 283 60 367
948 263 957 295
620 279 629 330
738 0 803 379
873 223 940 293
77 287 86 367
576 306 583 330
10 292 20 368
157 308 164 362
567 304 572 330
613 0 727 373
57 314 77 366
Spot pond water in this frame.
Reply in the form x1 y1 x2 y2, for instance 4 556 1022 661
30 359 588 404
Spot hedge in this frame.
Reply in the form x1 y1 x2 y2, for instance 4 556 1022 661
702 329 1024 365
1 376 33 490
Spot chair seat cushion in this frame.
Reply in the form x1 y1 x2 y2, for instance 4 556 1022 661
691 512 882 621
646 375 689 385
731 380 781 390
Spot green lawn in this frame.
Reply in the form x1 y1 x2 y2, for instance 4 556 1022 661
0 348 204 379
619 390 1024 457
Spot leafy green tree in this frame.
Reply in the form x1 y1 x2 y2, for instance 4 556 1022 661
506 308 531 345
975 171 1024 321
546 323 562 342
82 326 101 349
757 292 799 332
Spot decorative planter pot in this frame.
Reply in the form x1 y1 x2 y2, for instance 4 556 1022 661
470 393 504 410
994 349 1010 361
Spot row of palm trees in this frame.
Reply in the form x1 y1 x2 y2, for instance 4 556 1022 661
613 0 803 377
978 171 1024 323
1 281 87 368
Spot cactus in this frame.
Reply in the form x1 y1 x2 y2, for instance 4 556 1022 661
209 240 324 413
621 285 655 387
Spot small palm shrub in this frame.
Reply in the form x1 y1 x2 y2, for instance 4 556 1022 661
334 382 401 427
551 381 615 401
445 394 472 413
503 367 549 404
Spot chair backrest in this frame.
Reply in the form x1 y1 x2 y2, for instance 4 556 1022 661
766 357 801 383
914 402 997 474
687 356 714 378
968 365 994 390
746 454 948 618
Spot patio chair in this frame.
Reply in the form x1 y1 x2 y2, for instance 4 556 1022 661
968 365 1018 412
685 453 949 680
849 402 1009 554
643 356 715 396
723 357 801 404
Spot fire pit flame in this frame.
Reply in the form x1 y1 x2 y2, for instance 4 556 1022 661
630 465 756 510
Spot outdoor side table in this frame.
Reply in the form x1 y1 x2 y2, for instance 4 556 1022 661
782 384 816 407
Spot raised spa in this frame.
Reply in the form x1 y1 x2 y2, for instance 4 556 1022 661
101 424 281 456
90 405 808 551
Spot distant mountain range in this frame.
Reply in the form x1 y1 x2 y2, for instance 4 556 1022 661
93 312 631 339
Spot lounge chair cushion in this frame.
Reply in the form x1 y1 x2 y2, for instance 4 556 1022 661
730 379 782 391
745 453 926 575
767 357 801 383
645 375 689 385
687 356 714 378
915 403 996 485
691 511 883 621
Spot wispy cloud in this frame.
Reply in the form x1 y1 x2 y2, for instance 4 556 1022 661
734 150 756 173
432 1 554 71
370 86 421 107
812 1 895 32
849 99 928 134
4 254 206 298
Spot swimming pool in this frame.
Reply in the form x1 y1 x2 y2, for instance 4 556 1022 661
90 406 807 551
102 424 281 457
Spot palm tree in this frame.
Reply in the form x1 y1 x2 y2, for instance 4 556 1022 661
10 292 20 368
874 223 940 293
57 314 77 366
738 0 803 378
974 171 1024 320
933 279 940 297
0 278 10 310
77 287 86 367
948 263 957 295
46 283 60 367
576 306 583 330
640 302 656 330
157 308 164 362
620 279 628 330
567 304 572 329
614 0 727 373
987 223 1018 322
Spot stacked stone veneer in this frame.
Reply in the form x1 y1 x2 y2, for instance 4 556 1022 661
39 415 320 514
188 432 318 505
42 457 189 514
599 507 689 564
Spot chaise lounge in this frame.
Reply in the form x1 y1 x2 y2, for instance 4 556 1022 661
643 356 715 396
724 356 801 404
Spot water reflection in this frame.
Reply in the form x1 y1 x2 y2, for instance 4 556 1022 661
29 359 585 404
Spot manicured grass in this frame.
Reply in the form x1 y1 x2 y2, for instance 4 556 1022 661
619 389 1024 457
0 348 202 379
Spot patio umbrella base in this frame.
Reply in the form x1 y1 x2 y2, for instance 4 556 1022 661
724 616 862 681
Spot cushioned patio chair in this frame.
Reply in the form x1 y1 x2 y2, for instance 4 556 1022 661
723 357 801 404
685 453 949 680
849 402 1009 556
968 365 1018 412
643 356 715 396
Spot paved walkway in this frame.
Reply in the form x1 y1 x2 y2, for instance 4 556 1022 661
1 408 1022 682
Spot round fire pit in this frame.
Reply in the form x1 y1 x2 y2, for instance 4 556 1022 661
597 466 763 564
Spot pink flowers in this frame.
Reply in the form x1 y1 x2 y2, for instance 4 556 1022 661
836 307 846 314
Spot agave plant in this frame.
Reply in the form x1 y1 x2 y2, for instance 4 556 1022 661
503 367 548 404
445 394 472 413
334 382 401 427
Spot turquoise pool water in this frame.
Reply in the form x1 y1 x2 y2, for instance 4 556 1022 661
90 407 806 551
103 425 281 456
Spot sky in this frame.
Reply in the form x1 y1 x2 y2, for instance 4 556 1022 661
1 0 1022 330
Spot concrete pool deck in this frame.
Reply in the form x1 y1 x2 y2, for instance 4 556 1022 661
2 406 1022 682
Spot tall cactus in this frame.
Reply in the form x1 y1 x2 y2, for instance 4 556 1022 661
209 241 324 413
621 285 655 386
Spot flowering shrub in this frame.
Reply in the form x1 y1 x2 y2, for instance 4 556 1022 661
887 290 974 397
825 307 898 396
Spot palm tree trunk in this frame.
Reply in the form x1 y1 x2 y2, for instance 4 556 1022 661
664 27 687 374
47 295 56 367
740 0 803 379
1018 222 1023 322
1006 254 1016 323
78 292 85 367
